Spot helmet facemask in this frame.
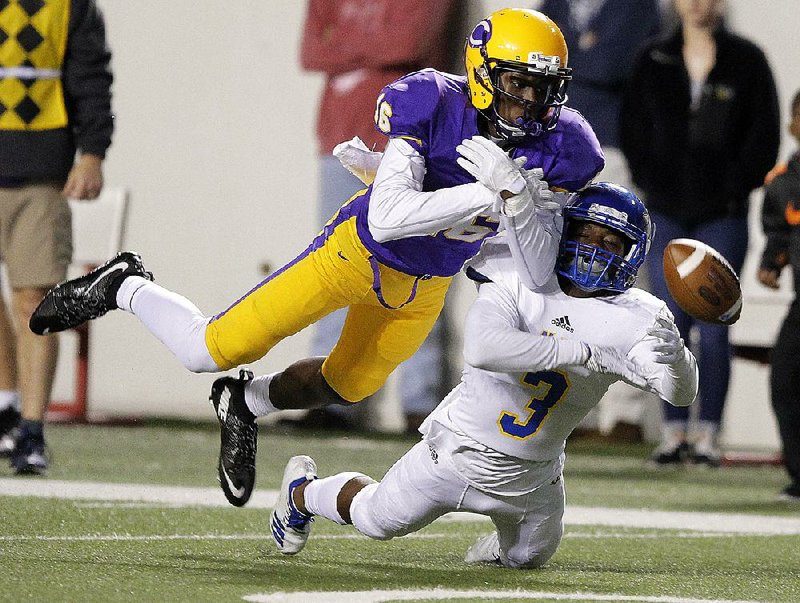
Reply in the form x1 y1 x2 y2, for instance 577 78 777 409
558 225 641 293
486 59 570 141
557 186 653 293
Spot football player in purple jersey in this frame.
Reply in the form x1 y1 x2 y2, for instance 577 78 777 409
30 9 603 506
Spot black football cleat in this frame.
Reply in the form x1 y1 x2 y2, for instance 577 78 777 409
29 251 153 335
10 429 48 476
210 369 257 507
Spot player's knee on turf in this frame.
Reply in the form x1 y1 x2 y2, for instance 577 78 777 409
503 536 561 569
504 548 557 569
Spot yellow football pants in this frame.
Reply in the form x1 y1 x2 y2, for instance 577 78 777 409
205 214 451 402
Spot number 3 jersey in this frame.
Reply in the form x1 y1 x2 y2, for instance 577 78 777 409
422 241 673 495
338 68 604 278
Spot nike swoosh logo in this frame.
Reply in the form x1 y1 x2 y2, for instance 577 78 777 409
85 261 129 294
785 202 800 225
221 465 246 499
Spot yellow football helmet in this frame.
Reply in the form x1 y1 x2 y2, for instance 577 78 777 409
465 8 571 140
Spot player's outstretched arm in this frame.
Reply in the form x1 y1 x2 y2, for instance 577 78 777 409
499 180 566 290
458 137 565 289
463 281 587 373
631 315 699 407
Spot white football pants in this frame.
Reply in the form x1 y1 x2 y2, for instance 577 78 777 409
350 437 565 568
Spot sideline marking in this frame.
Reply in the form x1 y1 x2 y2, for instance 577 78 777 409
242 589 763 603
2 477 800 535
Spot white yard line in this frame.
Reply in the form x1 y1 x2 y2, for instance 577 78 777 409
0 532 448 542
2 477 800 535
242 589 763 603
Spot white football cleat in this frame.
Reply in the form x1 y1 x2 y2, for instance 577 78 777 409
464 531 502 565
270 455 317 555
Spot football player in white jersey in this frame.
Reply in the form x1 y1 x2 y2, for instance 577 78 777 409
269 183 698 568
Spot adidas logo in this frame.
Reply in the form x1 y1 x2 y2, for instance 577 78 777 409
551 315 574 332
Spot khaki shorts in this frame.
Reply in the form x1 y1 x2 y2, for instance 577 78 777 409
0 183 72 288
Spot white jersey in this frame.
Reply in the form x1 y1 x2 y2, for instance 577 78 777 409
422 241 697 496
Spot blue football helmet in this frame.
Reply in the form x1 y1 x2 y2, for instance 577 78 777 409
557 182 654 292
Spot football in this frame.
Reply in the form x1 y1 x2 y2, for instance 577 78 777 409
662 238 742 325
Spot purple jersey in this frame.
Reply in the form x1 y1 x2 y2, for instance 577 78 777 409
345 68 603 277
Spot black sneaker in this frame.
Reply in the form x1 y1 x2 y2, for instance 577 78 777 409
0 407 20 457
29 251 154 335
649 441 690 466
689 448 721 468
10 430 48 475
210 369 257 507
777 483 800 502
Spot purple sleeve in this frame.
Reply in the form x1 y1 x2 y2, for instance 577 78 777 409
374 69 442 153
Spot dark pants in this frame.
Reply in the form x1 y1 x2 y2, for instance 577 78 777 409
645 212 748 426
771 299 800 485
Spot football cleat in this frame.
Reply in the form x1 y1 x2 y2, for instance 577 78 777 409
210 369 257 507
10 430 48 475
464 531 502 565
270 455 317 555
0 407 20 457
29 251 153 335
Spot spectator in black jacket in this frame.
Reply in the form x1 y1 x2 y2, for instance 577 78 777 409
758 89 800 502
620 0 780 466
0 0 113 474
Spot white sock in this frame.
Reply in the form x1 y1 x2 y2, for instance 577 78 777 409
244 373 280 418
302 472 369 525
116 276 219 373
0 390 19 411
693 421 719 452
116 275 150 312
657 420 687 450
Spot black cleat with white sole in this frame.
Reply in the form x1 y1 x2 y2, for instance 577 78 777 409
29 251 153 335
210 369 257 507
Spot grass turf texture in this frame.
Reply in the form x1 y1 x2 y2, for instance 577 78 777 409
1 422 798 602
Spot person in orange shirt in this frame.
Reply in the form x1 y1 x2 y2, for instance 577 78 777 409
758 89 800 502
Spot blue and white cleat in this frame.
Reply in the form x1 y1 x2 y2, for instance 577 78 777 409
270 455 317 555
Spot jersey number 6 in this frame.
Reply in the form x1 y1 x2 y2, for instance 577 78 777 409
498 370 570 440
375 93 392 133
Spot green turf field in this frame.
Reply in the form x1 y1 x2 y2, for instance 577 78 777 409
1 422 798 602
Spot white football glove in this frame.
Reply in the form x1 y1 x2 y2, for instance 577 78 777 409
514 158 557 210
647 316 686 365
333 136 383 185
456 136 527 197
495 159 560 218
583 343 647 388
